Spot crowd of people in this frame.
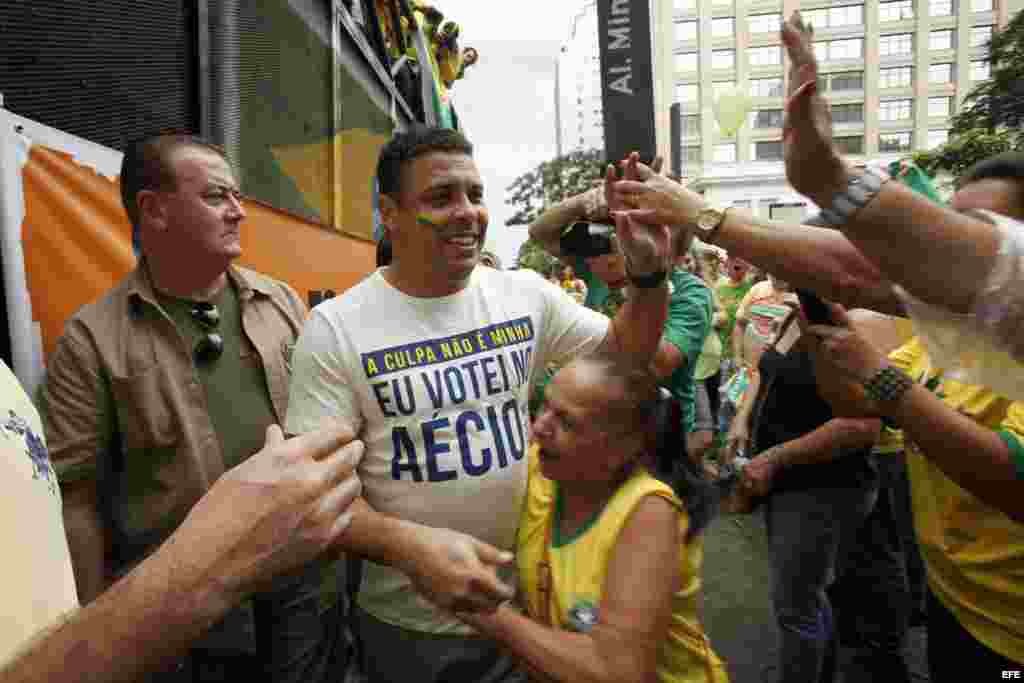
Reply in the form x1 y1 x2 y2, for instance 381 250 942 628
2 10 1024 683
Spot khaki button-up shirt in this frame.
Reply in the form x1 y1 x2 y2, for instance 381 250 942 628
40 263 307 568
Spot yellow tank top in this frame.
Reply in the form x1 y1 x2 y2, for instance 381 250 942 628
517 445 729 682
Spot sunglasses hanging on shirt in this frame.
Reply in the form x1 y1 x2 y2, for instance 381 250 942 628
190 302 224 365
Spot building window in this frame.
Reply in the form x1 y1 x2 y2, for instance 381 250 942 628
712 49 735 70
713 143 737 163
881 33 914 55
675 20 698 42
750 77 784 97
880 99 913 120
971 60 991 80
750 46 783 66
879 131 912 152
712 81 736 99
835 136 865 154
682 145 702 165
928 96 952 117
929 29 954 50
676 84 700 102
971 25 994 48
803 5 865 28
927 129 950 148
972 0 993 10
879 1 915 21
711 17 735 38
751 109 784 128
731 199 752 209
814 38 863 61
749 13 781 33
931 0 955 14
832 103 865 123
879 66 913 88
675 0 697 9
753 141 784 161
929 62 953 83
823 71 865 91
675 52 699 72
682 115 700 137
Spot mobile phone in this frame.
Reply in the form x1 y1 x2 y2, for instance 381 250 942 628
797 289 833 325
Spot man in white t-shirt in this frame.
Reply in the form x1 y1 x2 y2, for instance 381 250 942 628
284 129 678 681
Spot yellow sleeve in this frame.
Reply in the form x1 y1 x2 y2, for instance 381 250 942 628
887 337 923 374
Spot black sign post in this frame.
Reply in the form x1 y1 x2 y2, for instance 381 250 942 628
596 0 657 165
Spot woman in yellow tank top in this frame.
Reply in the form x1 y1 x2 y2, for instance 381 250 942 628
457 351 729 682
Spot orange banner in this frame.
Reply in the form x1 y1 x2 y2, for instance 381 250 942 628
22 145 375 359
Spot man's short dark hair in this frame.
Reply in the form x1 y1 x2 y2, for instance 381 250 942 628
120 134 229 252
960 152 1024 206
376 126 473 198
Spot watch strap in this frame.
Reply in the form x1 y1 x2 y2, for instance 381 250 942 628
820 168 888 227
862 365 914 404
627 269 668 288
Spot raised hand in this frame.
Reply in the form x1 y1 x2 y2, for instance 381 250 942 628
781 11 849 204
611 208 672 278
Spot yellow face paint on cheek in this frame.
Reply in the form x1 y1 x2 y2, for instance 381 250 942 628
416 212 446 228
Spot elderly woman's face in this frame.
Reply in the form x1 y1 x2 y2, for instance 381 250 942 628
532 362 640 484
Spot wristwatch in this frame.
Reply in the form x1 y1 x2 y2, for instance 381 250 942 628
862 365 914 404
693 206 729 244
819 167 889 227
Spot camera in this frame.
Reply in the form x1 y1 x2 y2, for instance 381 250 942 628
559 221 617 258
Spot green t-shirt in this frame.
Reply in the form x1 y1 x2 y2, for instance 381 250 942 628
715 277 753 361
574 256 625 318
663 270 714 434
156 282 278 471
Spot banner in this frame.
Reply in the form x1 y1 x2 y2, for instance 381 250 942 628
596 0 657 164
1 109 375 396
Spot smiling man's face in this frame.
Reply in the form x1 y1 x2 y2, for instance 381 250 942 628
382 151 489 296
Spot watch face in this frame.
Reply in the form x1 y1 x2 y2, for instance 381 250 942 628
697 208 723 231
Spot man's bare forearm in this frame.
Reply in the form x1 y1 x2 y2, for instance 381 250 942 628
835 179 1001 314
527 195 588 257
600 284 669 362
334 496 424 573
1 523 230 683
715 211 906 316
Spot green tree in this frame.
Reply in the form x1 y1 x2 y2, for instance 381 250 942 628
506 148 606 273
505 148 606 226
914 10 1024 180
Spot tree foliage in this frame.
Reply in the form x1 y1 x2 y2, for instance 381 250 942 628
914 9 1024 179
505 148 606 227
515 238 559 278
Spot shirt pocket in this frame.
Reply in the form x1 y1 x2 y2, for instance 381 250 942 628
110 364 181 452
108 364 192 537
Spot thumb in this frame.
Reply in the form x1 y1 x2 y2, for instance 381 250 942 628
264 423 285 447
651 156 665 174
474 539 515 567
827 302 852 327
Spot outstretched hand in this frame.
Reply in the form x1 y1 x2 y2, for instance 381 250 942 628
402 525 516 614
781 11 849 202
804 303 886 417
164 421 364 604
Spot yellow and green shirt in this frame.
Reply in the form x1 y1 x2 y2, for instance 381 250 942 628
517 446 728 682
889 337 1024 663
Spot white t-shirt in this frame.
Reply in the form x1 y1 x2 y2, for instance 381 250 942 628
285 267 608 633
896 210 1024 401
0 361 78 666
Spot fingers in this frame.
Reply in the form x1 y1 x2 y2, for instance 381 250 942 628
286 420 357 462
827 302 851 327
316 474 362 531
614 180 650 194
264 424 285 448
318 440 365 487
473 539 515 568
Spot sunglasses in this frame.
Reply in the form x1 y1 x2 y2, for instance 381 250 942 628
190 302 224 365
